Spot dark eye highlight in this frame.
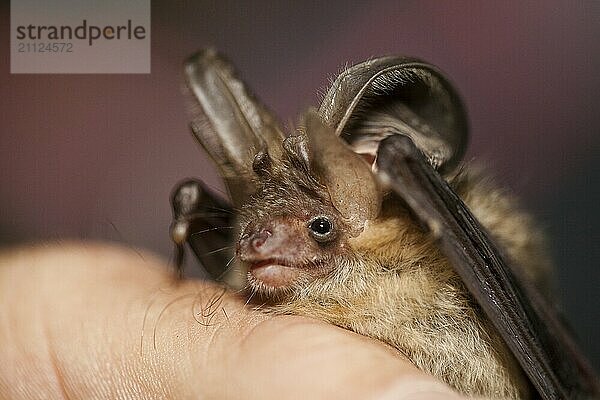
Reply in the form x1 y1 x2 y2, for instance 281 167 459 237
309 216 334 242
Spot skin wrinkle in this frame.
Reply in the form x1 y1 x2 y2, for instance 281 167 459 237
43 322 71 400
3 247 63 399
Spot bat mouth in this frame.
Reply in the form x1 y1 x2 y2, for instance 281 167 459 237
247 259 304 289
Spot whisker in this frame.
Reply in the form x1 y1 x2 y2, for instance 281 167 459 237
244 289 257 307
215 255 237 281
183 211 233 220
200 182 229 199
225 255 236 268
202 245 234 256
232 284 248 296
199 226 235 233
105 218 145 261
204 205 236 215
252 300 268 312
190 226 235 239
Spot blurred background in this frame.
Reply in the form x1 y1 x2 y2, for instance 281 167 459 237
1 1 598 369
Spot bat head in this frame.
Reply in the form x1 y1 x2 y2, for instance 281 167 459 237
184 50 468 293
236 111 377 295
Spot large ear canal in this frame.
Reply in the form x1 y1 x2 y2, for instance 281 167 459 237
303 110 381 233
184 49 285 205
319 57 468 174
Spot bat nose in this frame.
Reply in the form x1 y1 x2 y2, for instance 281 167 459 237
238 226 267 250
238 223 287 260
250 229 271 249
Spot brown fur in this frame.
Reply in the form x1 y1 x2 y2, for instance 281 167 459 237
238 154 552 399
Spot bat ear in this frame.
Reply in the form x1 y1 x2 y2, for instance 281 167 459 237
319 57 468 173
302 109 381 234
184 49 285 205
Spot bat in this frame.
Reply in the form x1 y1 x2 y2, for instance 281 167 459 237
170 49 599 399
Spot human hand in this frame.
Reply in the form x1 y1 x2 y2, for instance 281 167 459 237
0 242 469 399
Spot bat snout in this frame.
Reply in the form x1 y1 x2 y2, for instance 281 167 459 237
236 217 337 291
247 229 272 250
238 220 298 261
236 219 313 290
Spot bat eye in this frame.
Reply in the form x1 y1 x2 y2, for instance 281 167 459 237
308 216 334 242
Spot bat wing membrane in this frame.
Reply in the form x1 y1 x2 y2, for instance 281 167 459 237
171 179 234 280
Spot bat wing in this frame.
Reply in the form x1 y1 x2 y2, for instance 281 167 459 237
376 134 599 400
170 179 234 280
